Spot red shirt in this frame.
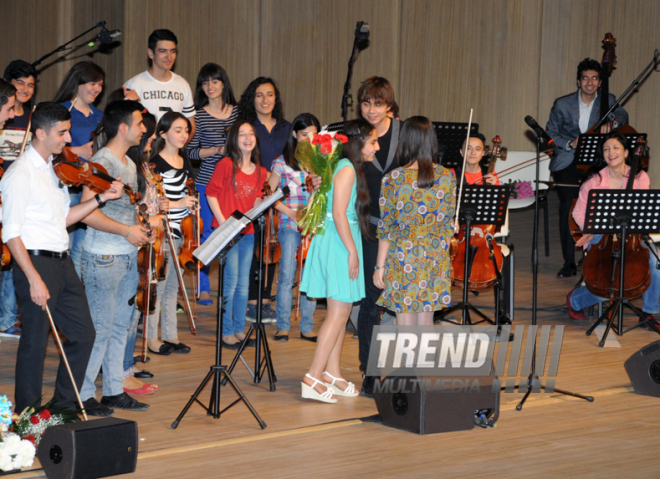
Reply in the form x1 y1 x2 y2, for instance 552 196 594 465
205 157 267 234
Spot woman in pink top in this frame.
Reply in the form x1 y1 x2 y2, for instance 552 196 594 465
567 132 660 324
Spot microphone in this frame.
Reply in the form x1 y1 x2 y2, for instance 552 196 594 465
354 21 370 41
524 116 554 145
98 28 122 44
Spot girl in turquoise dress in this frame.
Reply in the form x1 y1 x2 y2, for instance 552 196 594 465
373 116 456 325
300 119 378 403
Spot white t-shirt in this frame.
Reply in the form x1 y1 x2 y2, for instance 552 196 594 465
124 70 195 121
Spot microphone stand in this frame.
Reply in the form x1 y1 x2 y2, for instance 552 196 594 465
341 21 370 124
32 21 108 67
592 49 659 131
514 131 593 410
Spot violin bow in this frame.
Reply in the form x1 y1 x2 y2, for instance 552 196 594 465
164 216 197 333
454 109 473 234
19 105 36 156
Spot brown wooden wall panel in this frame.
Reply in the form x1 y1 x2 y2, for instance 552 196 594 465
123 0 260 108
259 0 401 125
1 0 658 182
400 0 544 151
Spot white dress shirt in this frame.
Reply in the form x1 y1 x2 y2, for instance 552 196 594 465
0 144 70 252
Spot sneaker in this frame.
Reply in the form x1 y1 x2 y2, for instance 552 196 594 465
83 397 114 417
101 392 149 411
566 290 586 320
261 304 277 323
245 304 258 323
0 325 21 338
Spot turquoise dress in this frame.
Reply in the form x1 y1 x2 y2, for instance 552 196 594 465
300 159 365 302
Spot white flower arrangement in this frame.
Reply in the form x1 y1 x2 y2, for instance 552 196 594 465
0 432 36 472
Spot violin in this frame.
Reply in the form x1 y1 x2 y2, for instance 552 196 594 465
483 135 507 182
144 164 168 281
257 182 281 277
293 176 314 319
179 178 203 272
53 147 141 204
451 135 506 291
135 203 159 362
581 137 651 298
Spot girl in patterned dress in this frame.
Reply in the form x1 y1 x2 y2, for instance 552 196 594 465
300 119 378 403
373 116 456 325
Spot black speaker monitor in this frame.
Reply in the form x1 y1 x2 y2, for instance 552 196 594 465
625 340 660 398
373 369 499 435
37 417 138 479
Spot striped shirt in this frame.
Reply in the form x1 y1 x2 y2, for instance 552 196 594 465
187 106 240 186
150 154 194 238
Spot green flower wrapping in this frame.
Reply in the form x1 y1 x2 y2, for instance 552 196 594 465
295 133 346 235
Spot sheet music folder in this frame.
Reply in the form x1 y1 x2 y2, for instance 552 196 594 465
193 187 286 265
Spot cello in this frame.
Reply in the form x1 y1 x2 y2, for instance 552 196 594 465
580 137 651 298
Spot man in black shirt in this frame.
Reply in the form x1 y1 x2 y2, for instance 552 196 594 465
356 77 400 397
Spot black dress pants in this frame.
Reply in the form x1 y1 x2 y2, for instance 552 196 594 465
13 255 95 412
553 165 584 266
357 224 383 373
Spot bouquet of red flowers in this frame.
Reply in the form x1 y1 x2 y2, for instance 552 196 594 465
295 131 349 235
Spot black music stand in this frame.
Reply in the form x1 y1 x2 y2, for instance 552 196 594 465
224 213 278 391
432 121 480 170
582 189 660 346
575 134 647 169
171 211 266 429
441 184 508 327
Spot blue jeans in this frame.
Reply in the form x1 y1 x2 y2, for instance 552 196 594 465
276 228 316 333
124 307 141 372
0 268 18 330
222 234 254 336
68 190 87 278
570 235 660 314
80 251 139 399
196 184 213 294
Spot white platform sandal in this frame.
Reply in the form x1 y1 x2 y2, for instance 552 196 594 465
301 373 337 403
323 371 359 397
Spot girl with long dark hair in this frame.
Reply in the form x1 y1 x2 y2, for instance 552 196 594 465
187 63 240 304
238 77 291 321
567 132 660 322
146 111 197 356
205 119 268 349
54 61 106 276
299 118 377 403
268 113 321 342
373 116 456 324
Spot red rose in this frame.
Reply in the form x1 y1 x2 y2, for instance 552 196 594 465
334 134 348 144
30 415 40 425
39 410 51 420
25 435 36 444
320 143 332 155
311 136 322 146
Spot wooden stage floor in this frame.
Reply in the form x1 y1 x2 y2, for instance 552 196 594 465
2 194 660 478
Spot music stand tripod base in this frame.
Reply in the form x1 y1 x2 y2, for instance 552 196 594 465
442 184 509 328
